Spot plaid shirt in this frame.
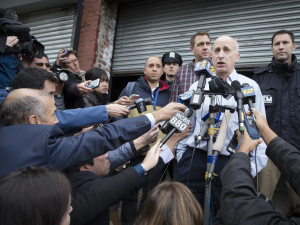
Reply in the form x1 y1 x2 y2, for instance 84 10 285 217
169 60 198 103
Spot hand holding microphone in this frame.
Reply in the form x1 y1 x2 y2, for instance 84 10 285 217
159 108 194 148
126 97 152 113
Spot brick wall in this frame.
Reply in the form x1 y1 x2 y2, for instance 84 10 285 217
77 0 118 77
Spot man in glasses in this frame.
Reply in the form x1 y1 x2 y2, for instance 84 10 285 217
51 49 93 109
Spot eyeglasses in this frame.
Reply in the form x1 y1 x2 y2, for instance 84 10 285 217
35 62 51 68
65 58 79 65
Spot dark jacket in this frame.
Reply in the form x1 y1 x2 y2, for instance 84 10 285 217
74 92 109 108
213 136 300 225
63 71 83 109
68 171 111 225
0 115 151 178
253 55 300 150
0 55 21 89
70 167 142 225
119 76 170 108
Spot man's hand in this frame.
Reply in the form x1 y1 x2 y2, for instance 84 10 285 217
6 36 18 47
76 81 93 95
247 108 277 145
165 123 192 154
133 124 159 150
114 96 135 106
16 53 35 69
56 49 67 66
106 104 130 117
236 128 262 155
151 102 187 123
141 139 162 172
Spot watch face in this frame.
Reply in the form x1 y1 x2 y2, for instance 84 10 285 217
59 72 69 82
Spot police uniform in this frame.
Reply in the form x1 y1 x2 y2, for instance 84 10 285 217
253 54 300 204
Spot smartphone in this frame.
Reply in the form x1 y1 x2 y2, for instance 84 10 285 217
128 94 139 100
87 78 100 89
62 48 67 58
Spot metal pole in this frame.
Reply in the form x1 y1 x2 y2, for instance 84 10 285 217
203 95 216 225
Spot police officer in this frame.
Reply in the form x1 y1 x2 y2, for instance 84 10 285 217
161 52 183 86
253 29 300 207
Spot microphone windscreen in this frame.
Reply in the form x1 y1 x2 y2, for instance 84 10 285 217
209 76 225 92
4 24 30 34
144 97 153 105
242 83 250 88
213 111 231 152
231 80 242 91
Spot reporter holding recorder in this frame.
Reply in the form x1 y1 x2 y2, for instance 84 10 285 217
213 108 300 225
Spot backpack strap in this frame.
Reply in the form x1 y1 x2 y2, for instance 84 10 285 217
125 82 136 97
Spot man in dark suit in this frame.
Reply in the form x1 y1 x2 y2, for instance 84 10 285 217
0 88 186 178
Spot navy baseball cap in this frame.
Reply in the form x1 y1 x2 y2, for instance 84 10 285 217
161 52 183 67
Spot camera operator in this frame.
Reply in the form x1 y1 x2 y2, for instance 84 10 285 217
0 36 35 88
213 108 300 225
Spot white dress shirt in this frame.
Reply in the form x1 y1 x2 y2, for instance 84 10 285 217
176 69 268 177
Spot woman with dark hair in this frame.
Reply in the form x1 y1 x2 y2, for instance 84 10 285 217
0 166 72 225
75 68 132 108
135 181 203 225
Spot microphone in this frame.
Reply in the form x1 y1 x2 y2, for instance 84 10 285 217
159 109 194 148
241 83 260 139
206 111 231 185
178 90 193 108
231 80 245 135
208 76 235 100
190 59 214 110
126 97 152 113
241 83 255 116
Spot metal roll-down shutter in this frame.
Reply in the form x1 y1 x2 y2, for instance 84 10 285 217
112 0 300 74
19 5 76 64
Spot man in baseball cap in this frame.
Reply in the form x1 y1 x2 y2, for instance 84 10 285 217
161 52 183 86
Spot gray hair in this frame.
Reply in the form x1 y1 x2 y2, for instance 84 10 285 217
0 90 51 126
235 41 239 54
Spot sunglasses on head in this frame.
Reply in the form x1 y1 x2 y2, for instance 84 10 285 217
35 62 51 68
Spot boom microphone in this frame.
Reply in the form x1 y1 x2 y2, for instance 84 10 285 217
126 97 152 113
190 59 214 110
232 80 245 135
206 111 231 185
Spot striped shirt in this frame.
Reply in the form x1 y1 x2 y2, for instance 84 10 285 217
169 60 198 102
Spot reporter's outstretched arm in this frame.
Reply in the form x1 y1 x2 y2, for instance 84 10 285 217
106 104 130 118
150 102 186 124
107 125 159 169
216 129 296 225
251 108 277 145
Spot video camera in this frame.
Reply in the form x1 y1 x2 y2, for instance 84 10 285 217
0 8 44 58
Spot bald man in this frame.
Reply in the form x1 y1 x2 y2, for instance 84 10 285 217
176 36 267 218
116 56 172 224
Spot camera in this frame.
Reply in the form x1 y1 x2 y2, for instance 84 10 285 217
0 8 44 58
53 69 69 82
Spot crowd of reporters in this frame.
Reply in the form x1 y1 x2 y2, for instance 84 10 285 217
0 10 300 225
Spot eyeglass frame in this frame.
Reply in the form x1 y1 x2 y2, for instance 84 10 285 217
64 58 79 65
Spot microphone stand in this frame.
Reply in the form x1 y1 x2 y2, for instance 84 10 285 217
203 95 216 225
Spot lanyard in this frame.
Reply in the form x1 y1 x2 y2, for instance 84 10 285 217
151 88 160 111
